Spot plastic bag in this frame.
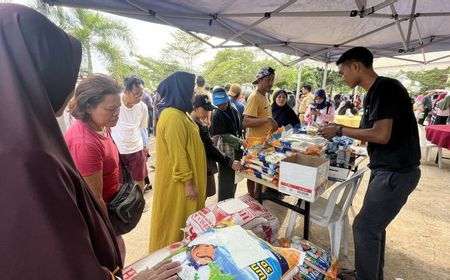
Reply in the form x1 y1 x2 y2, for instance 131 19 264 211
171 225 302 280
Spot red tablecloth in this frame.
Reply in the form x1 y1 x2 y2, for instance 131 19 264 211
426 125 450 150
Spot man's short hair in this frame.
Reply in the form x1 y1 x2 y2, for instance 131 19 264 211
302 84 312 92
124 75 144 91
336 46 374 68
196 76 206 87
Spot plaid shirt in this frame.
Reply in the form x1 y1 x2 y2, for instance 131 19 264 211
217 136 236 160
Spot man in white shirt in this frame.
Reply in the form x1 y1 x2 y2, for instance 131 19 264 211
111 76 149 191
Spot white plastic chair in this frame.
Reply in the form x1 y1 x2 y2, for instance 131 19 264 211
285 167 368 258
417 124 442 168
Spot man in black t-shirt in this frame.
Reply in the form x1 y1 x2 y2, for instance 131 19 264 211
320 47 421 280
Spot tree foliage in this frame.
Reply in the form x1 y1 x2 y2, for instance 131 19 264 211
135 55 182 89
161 30 207 72
45 6 133 76
202 48 352 94
202 49 260 86
404 67 450 92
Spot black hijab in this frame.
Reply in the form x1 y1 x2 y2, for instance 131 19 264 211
0 4 121 279
271 89 300 128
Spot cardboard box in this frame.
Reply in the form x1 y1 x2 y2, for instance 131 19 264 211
328 165 350 182
279 154 330 202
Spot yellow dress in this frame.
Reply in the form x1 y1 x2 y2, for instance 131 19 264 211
149 108 207 252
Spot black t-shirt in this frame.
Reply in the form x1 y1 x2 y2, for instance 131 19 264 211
361 76 420 171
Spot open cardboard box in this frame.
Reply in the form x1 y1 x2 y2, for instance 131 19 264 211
279 154 329 202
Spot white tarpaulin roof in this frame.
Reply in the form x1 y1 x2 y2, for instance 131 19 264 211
43 0 450 66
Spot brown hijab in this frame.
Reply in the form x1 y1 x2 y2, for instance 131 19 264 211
0 4 122 279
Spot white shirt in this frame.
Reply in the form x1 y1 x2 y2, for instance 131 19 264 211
111 96 148 154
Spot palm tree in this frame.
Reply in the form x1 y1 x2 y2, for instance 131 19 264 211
45 5 133 75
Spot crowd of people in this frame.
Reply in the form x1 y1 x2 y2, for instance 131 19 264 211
2 3 439 280
415 90 450 125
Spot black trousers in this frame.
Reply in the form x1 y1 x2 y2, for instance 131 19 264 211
217 163 236 202
353 167 421 280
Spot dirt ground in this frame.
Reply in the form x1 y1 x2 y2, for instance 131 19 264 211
123 143 450 280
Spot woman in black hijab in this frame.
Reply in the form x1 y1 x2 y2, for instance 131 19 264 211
0 4 179 279
271 89 301 128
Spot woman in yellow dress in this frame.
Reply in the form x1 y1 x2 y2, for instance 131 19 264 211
149 72 207 252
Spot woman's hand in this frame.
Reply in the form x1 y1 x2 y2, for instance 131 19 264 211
231 160 244 171
133 259 181 280
184 180 197 200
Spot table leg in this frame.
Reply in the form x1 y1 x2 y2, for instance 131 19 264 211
304 201 310 240
257 183 263 204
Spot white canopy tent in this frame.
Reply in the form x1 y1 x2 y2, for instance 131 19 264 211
43 0 450 100
43 0 450 65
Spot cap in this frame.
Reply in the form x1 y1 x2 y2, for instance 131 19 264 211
228 84 242 97
252 66 275 85
193 94 216 111
212 88 229 106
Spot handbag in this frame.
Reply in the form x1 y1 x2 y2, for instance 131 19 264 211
107 153 145 235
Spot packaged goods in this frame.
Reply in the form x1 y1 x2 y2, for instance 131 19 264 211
244 169 279 184
278 238 339 280
257 148 290 164
185 194 279 243
246 158 279 171
245 163 278 176
173 225 303 280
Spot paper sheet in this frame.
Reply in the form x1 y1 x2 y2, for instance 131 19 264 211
217 199 249 214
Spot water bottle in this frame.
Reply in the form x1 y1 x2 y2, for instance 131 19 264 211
336 145 345 166
344 146 351 167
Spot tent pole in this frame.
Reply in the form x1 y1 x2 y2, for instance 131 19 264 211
322 55 329 89
390 5 408 51
288 48 331 66
339 18 408 46
405 0 418 48
295 63 303 114
215 0 297 47
413 19 427 63
214 17 287 66
426 54 450 64
125 0 215 47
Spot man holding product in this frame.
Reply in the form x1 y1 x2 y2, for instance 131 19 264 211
320 47 421 280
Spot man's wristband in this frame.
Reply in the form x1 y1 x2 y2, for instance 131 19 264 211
336 126 343 137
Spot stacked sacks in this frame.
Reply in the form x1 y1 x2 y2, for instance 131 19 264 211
124 223 304 280
184 194 280 244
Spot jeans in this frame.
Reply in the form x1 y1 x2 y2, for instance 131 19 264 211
354 167 421 280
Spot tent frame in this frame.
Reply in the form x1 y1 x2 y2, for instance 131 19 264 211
44 0 450 66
